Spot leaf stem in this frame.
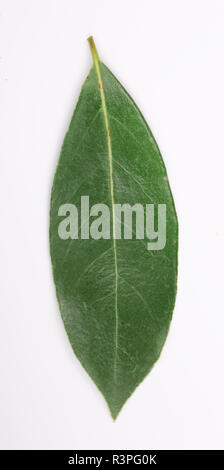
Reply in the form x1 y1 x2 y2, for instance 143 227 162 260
87 36 100 65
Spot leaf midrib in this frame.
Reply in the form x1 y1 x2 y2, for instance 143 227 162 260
89 39 118 383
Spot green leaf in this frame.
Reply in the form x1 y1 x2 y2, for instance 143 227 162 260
50 37 178 419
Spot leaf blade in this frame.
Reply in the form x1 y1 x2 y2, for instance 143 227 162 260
50 38 178 419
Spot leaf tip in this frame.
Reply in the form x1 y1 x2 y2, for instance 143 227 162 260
107 402 122 421
110 411 119 422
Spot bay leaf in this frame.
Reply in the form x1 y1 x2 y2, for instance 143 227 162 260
50 37 178 419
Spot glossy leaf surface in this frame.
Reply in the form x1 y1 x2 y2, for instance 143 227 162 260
50 38 178 419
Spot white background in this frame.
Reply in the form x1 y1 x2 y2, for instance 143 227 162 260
0 0 224 450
